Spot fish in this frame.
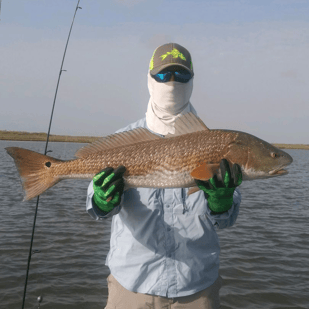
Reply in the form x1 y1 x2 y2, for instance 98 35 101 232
6 112 293 201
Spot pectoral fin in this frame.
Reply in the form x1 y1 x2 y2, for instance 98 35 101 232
187 186 200 196
190 163 220 181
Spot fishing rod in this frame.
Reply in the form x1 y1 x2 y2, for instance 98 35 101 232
21 1 82 308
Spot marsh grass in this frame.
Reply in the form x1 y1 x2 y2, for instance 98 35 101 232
1 130 308 149
0 130 98 143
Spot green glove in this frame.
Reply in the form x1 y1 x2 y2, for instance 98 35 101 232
195 159 242 214
92 166 126 213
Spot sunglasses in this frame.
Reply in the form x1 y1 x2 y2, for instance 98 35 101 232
151 67 192 83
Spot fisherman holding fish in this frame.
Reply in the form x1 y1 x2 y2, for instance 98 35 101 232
6 42 293 308
88 43 242 309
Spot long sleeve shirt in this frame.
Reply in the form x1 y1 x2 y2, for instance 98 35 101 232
86 117 241 298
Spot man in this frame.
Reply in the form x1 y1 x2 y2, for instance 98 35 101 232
86 43 242 309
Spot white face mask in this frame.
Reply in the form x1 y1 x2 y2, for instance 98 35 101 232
146 72 196 135
148 73 193 115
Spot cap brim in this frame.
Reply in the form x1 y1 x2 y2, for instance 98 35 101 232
150 63 194 76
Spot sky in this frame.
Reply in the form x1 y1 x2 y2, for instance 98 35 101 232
1 0 308 144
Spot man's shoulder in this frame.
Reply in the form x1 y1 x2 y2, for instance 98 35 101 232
115 118 147 133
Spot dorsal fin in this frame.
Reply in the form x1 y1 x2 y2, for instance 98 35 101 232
165 112 209 138
75 127 162 158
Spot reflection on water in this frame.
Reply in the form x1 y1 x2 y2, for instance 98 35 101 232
1 141 308 309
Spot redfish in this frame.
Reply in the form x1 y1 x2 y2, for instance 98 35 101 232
6 113 293 201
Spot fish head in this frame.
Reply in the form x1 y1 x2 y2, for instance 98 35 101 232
223 131 293 180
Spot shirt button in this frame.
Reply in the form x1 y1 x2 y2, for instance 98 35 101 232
166 205 170 208
167 227 171 232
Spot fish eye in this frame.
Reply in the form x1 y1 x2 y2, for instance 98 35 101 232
271 152 279 158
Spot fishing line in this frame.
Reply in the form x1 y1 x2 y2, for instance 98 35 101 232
21 1 82 308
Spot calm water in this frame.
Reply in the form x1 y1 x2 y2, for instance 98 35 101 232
0 140 308 309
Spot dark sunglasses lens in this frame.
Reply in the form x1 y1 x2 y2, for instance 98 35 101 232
174 71 192 83
153 72 171 83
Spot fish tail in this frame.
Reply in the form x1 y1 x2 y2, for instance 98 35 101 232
5 147 62 201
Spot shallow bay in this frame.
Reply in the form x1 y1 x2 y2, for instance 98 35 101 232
1 141 308 309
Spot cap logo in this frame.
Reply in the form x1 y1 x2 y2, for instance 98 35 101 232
160 48 186 61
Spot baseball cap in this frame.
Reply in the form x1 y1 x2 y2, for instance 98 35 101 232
149 43 194 76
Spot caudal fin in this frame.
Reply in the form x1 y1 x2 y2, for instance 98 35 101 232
6 147 62 201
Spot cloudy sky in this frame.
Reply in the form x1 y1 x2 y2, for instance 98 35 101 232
1 0 308 143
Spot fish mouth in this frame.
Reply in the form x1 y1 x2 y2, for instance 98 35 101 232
269 168 289 176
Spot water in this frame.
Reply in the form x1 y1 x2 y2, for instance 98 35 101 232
1 140 308 309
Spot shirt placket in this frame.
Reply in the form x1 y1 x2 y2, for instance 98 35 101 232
161 189 179 297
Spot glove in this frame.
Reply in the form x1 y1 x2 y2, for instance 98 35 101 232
92 166 126 213
195 159 242 214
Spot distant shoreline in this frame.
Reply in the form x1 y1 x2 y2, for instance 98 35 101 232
0 130 98 144
0 130 308 150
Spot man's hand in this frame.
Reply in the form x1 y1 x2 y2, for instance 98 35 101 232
92 166 126 213
195 159 242 214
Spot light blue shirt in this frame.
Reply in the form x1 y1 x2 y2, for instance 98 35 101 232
86 118 241 298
